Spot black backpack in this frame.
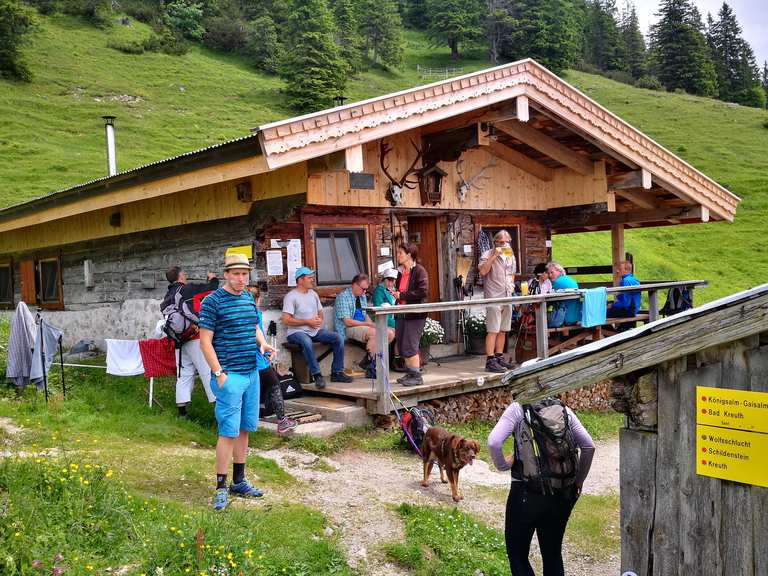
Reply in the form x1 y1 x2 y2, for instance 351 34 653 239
262 370 303 417
400 407 435 454
512 398 579 493
659 286 693 317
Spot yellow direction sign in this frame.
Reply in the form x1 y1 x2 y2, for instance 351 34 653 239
696 386 768 488
225 245 253 259
697 386 768 433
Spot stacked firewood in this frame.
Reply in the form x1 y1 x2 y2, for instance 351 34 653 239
557 380 613 412
424 388 515 424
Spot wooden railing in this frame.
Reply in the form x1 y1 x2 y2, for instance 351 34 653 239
366 280 707 413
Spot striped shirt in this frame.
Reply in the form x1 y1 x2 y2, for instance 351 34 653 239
198 288 259 373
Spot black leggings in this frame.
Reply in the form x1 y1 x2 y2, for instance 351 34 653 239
258 366 285 420
504 483 578 576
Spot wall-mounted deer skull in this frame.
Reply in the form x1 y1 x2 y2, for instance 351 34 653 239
380 138 423 207
455 157 498 203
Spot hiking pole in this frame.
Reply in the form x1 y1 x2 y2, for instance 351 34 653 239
38 316 48 403
58 335 65 398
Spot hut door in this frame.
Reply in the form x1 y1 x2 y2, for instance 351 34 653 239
407 216 440 318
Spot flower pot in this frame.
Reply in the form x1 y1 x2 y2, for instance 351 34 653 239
468 336 486 355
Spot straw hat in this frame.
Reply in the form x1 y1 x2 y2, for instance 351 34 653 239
223 253 252 271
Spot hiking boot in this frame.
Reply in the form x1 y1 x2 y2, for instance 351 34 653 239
397 370 423 387
485 357 506 373
313 373 326 389
277 416 298 435
212 488 229 511
229 480 264 499
495 355 517 370
391 357 407 373
331 371 353 383
365 363 376 379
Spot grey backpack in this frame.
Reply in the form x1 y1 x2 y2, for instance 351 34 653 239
512 398 579 493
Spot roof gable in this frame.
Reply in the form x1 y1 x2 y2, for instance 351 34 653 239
257 59 739 221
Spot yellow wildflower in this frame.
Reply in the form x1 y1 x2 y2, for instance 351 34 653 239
105 469 114 478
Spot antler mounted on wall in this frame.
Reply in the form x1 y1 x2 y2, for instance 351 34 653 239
455 156 498 203
379 138 423 206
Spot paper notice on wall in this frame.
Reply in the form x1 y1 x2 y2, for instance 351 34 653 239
266 250 283 276
377 260 395 274
286 239 302 286
270 239 282 249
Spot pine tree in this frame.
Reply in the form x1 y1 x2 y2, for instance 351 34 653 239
280 0 347 112
486 0 514 65
762 61 768 107
334 0 363 73
619 1 645 78
582 0 624 71
424 0 484 61
649 0 718 96
405 0 428 30
0 0 34 81
707 2 762 107
500 0 579 75
358 0 404 68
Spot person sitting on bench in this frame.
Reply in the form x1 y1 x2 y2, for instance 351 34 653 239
333 274 394 370
282 267 352 390
546 261 581 328
607 260 641 331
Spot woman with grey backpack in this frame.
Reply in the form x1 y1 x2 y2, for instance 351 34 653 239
488 398 595 576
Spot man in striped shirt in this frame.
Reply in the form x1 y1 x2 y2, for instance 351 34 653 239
199 253 275 511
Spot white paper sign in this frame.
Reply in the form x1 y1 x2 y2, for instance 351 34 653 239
266 250 283 276
377 260 395 274
287 239 302 286
463 244 473 255
380 246 391 256
270 239 282 249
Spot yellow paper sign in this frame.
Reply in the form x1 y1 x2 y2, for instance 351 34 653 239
225 245 253 259
696 386 768 433
695 425 768 488
696 386 768 487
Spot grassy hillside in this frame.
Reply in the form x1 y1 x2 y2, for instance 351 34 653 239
2 14 766 302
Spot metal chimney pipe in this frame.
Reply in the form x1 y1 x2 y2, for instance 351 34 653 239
102 115 117 176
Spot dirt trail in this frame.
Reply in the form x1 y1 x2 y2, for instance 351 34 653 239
255 438 620 575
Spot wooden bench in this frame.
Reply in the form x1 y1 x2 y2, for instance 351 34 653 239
283 339 368 384
545 312 650 355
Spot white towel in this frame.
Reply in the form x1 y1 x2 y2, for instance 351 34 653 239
106 339 144 376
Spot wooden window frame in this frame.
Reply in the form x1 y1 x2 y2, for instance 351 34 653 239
0 260 13 310
37 256 64 310
473 216 525 275
303 215 376 297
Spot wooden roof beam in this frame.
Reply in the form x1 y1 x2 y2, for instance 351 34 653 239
550 205 706 231
487 140 554 182
495 119 595 176
608 168 652 190
614 189 661 210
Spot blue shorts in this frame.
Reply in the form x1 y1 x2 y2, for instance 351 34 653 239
212 369 260 438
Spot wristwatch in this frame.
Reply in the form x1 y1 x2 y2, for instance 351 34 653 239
214 370 225 377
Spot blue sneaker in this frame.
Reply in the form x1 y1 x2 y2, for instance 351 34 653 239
229 480 264 498
212 488 228 511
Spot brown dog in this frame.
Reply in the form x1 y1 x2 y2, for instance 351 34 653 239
420 427 480 502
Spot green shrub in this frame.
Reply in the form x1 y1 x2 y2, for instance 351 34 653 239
142 28 188 55
203 15 247 53
635 75 663 91
165 0 205 41
107 38 145 54
60 0 111 26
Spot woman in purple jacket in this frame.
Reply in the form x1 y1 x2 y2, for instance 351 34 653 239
488 401 595 576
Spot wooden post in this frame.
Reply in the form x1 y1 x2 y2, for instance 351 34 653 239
648 290 659 322
535 302 548 359
374 312 391 415
611 224 625 286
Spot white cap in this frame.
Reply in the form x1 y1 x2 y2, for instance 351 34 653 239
382 268 398 280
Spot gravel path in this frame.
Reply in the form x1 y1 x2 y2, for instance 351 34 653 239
255 437 620 575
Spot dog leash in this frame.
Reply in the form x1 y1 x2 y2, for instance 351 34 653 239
377 352 423 457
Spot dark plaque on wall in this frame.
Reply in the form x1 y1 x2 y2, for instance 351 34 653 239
349 172 375 189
